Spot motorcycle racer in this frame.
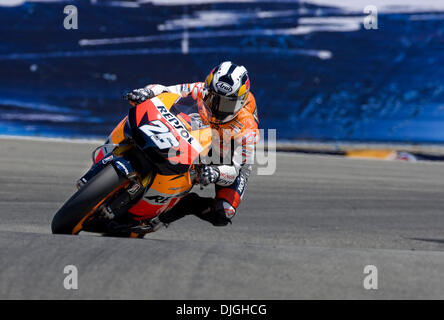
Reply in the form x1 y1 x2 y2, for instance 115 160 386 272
124 61 259 232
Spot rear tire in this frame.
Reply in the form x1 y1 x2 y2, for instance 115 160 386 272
51 165 128 235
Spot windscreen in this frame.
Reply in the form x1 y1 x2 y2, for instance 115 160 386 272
169 95 210 131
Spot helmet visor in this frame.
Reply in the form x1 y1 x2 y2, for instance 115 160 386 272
203 90 243 123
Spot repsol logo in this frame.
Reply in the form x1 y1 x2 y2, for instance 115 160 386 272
145 195 171 204
152 98 204 153
216 82 232 93
156 105 194 144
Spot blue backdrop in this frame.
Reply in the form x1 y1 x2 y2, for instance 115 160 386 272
0 0 443 143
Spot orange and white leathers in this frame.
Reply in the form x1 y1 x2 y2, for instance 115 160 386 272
146 83 260 217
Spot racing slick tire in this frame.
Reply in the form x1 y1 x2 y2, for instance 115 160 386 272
51 164 128 235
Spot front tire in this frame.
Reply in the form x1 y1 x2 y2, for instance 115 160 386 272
51 165 128 235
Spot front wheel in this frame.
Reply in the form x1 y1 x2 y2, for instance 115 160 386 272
51 165 128 235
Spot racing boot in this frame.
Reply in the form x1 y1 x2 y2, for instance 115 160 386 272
129 216 165 235
106 216 165 237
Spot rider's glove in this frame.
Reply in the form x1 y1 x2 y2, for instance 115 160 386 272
124 87 154 105
199 165 220 186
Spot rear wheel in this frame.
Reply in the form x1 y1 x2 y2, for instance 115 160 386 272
51 165 128 235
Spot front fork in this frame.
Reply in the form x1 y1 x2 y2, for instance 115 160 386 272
77 153 152 222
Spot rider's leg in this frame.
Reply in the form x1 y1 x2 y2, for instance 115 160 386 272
209 164 251 225
158 192 213 224
158 192 232 227
158 165 251 227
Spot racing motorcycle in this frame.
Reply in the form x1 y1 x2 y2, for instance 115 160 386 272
51 92 212 238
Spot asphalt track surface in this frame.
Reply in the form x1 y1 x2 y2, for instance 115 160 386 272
1 137 444 299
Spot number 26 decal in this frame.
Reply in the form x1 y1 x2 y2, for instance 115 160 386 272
139 120 179 149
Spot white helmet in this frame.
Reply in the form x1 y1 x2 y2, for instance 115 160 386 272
202 61 250 124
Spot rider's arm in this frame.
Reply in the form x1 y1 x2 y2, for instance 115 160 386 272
125 82 204 106
215 128 259 186
214 95 259 186
146 82 204 98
